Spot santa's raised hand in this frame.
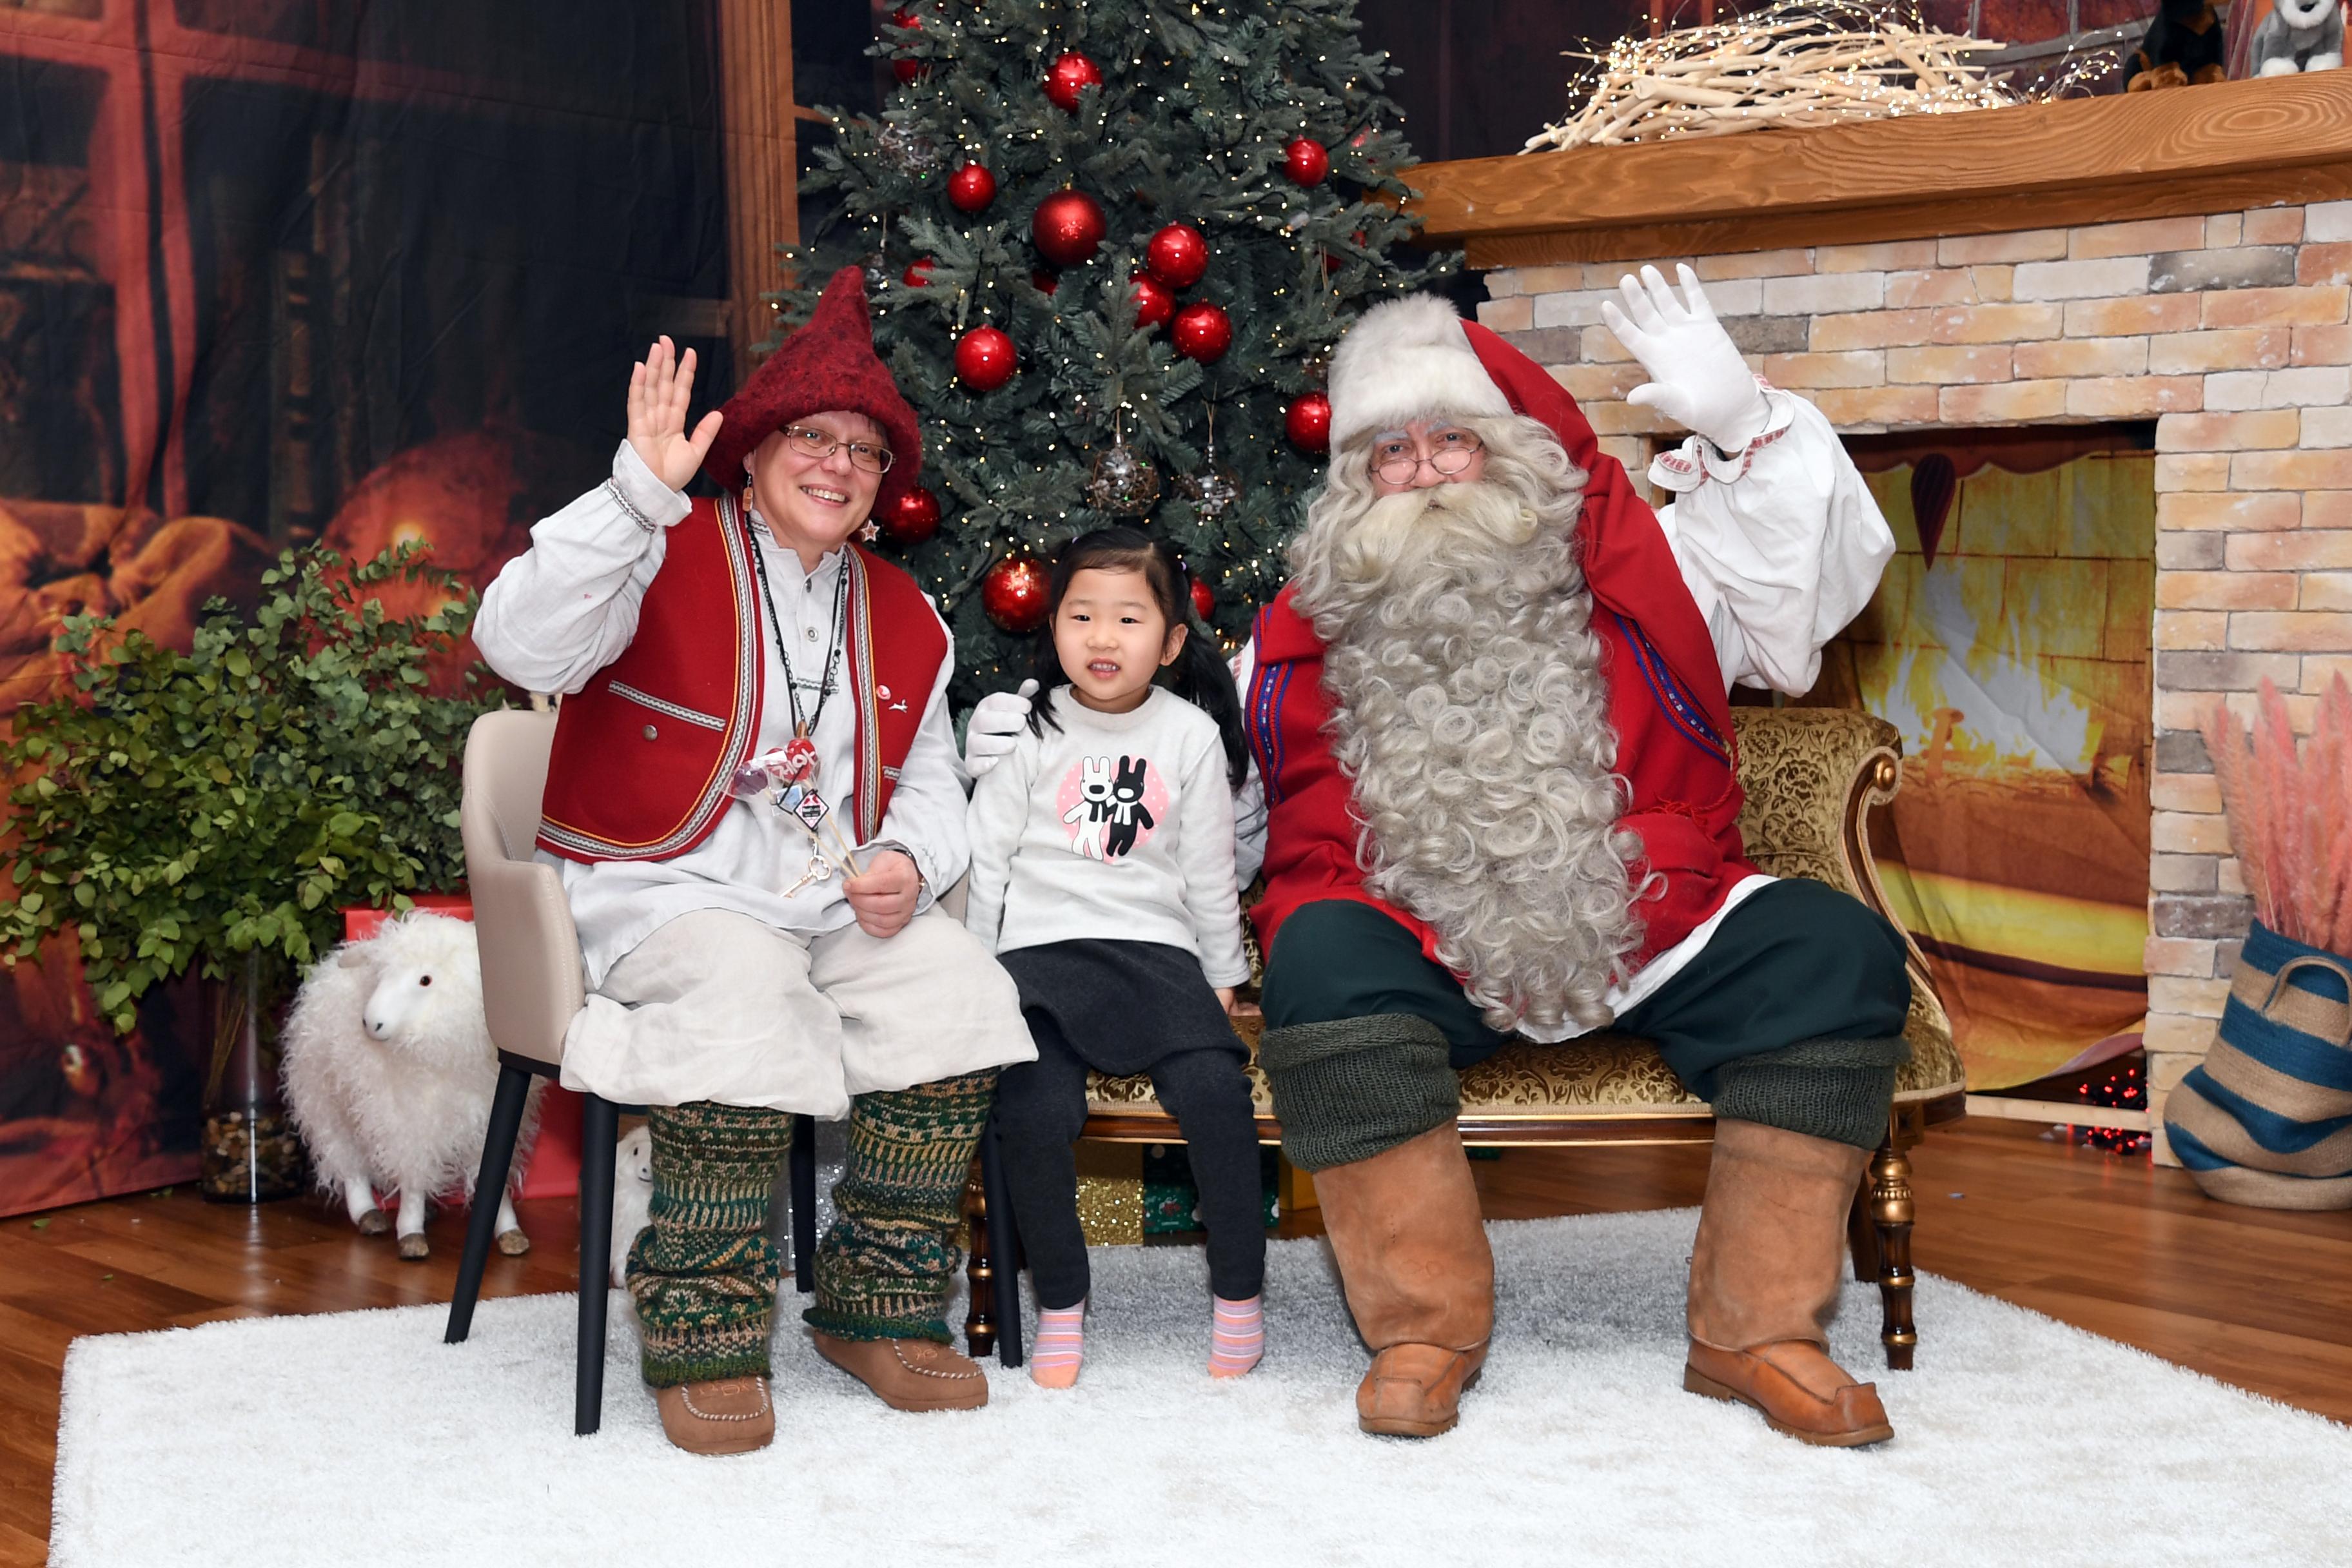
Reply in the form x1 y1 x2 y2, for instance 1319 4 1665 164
1600 264 1772 453
626 335 725 493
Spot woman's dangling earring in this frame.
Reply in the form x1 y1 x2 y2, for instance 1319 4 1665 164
741 476 757 516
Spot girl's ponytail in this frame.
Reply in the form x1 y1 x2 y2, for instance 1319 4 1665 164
1159 547 1251 790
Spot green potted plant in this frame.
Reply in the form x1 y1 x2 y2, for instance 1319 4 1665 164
0 544 505 1202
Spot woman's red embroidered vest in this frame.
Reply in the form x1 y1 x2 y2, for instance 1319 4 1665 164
536 495 946 862
1245 322 1759 978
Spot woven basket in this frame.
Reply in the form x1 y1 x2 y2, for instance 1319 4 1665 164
2164 919 2352 1210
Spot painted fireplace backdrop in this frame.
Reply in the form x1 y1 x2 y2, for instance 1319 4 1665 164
1808 434 2155 1090
0 0 732 1214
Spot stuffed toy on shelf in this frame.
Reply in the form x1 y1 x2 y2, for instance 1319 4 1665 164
2129 0 2230 89
2250 0 2346 75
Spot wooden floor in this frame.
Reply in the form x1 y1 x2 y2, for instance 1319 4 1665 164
5 1116 2349 1563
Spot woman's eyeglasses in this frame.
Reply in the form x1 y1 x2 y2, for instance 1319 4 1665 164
782 424 894 475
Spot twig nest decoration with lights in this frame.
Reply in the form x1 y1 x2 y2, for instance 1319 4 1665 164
1086 440 1163 515
1524 0 2026 151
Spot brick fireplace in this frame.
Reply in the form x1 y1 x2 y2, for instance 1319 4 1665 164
1411 73 2352 1161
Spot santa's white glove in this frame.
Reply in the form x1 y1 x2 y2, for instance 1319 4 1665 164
963 679 1038 778
1600 263 1772 451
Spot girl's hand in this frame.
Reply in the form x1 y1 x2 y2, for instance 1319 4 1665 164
965 678 1039 778
627 335 725 493
1217 988 1260 1018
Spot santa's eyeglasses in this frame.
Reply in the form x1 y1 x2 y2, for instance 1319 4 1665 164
1371 427 1484 485
780 424 895 475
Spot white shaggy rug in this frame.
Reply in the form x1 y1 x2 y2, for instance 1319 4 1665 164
51 1208 2352 1567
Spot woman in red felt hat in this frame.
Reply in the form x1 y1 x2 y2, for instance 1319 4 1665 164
475 267 1034 1454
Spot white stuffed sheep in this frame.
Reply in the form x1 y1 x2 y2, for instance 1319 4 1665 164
282 911 542 1260
609 1123 654 1289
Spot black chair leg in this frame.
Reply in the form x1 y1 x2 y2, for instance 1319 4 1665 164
575 1093 621 1436
979 1117 1024 1367
446 1061 535 1345
790 1113 817 1295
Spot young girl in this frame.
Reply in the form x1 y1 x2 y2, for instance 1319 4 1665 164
965 527 1264 1388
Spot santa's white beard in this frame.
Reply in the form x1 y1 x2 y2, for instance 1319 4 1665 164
1291 476 1640 1032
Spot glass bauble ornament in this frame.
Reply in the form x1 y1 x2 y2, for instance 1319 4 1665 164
983 556 1052 632
1032 190 1107 268
948 161 997 213
1043 50 1102 111
882 485 943 545
955 326 1016 390
1286 391 1332 453
1144 222 1210 289
1283 137 1330 186
1171 301 1232 364
1131 270 1175 328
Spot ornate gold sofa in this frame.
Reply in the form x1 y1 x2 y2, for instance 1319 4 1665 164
963 707 1968 1370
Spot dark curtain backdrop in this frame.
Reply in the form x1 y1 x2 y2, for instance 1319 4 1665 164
0 0 730 1215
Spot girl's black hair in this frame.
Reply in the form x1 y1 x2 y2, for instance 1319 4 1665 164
1026 525 1250 789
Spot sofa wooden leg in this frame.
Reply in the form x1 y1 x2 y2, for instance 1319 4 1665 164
1867 1135 1917 1371
962 1157 999 1358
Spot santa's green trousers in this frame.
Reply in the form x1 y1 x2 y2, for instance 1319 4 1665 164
626 1070 998 1387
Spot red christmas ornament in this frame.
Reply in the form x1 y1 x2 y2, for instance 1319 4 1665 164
1190 578 1215 622
954 326 1017 391
881 484 943 546
1285 391 1332 453
983 556 1052 632
1032 268 1059 297
1130 270 1175 328
890 6 925 83
947 162 997 213
1171 301 1233 363
1282 137 1330 186
1043 50 1102 111
902 257 936 288
1031 190 1108 268
1144 223 1210 289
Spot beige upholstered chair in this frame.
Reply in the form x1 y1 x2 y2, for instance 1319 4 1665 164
444 707 818 1434
965 707 1967 1371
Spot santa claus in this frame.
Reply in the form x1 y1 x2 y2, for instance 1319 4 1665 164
972 264 1912 1447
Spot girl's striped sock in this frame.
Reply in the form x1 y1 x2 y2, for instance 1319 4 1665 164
1209 1293 1264 1378
1032 1300 1086 1389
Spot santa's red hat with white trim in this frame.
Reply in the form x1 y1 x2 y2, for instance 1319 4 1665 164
1325 293 1516 451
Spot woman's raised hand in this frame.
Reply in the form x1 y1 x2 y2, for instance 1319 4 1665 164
626 336 725 493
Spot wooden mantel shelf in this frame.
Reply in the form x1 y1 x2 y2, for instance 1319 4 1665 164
1408 72 2352 268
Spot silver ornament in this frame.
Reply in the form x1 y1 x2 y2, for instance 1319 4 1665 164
1175 466 1241 521
863 253 892 293
1086 443 1162 515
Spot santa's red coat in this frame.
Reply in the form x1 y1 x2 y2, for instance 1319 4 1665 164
1244 322 1759 977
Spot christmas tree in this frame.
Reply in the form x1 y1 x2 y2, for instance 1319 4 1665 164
774 0 1455 705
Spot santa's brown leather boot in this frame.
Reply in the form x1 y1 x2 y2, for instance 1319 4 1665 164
811 1331 990 1412
1312 1121 1494 1438
652 1375 775 1455
1683 1118 1892 1447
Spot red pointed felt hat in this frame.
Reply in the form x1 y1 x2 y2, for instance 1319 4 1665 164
701 266 924 507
